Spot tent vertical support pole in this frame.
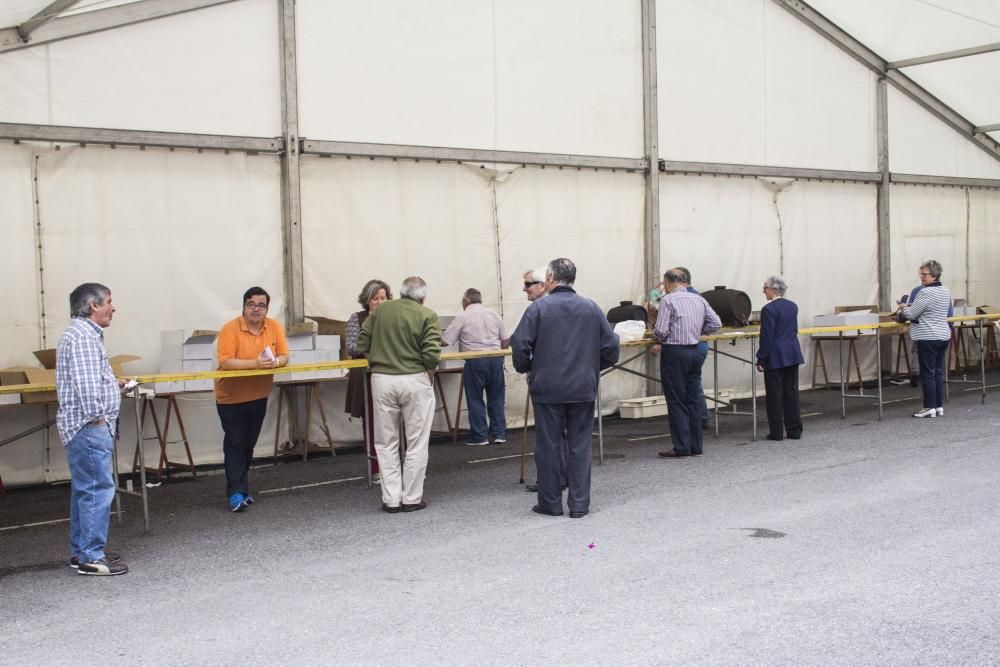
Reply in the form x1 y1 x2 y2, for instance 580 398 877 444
876 77 892 374
641 0 661 397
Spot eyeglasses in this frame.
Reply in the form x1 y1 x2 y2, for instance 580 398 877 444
523 281 541 289
244 302 268 311
918 273 931 278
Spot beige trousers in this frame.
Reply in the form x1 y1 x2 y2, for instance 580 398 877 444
370 372 435 507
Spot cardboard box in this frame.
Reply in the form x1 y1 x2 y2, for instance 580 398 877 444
22 368 57 404
3 350 140 405
315 335 341 354
0 367 31 405
182 358 214 392
181 330 218 360
287 333 316 352
315 348 346 380
154 359 184 395
977 305 999 315
953 306 979 317
287 321 318 336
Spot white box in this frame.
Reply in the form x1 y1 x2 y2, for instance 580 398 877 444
953 306 978 317
182 358 215 392
315 335 340 352
278 350 316 382
160 329 185 360
0 392 20 406
812 312 878 336
182 332 218 360
315 348 346 379
153 382 185 395
619 395 668 419
287 333 316 351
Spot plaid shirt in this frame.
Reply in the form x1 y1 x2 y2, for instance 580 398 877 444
56 317 121 445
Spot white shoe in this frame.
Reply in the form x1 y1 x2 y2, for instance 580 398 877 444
493 438 507 444
372 472 381 484
465 440 489 446
912 408 936 418
935 407 944 417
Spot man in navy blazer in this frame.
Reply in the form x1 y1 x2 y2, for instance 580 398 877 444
511 258 620 518
755 275 804 441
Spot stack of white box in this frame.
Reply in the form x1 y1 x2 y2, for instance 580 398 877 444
275 332 343 383
156 330 217 394
812 311 879 337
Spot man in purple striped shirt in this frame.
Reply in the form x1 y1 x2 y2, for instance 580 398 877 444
654 268 721 458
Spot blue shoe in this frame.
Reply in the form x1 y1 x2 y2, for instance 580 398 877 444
229 493 247 512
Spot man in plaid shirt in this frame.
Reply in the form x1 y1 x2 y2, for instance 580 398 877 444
56 283 128 576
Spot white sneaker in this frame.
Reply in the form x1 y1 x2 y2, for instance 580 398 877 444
465 440 489 446
493 438 507 444
912 408 936 418
935 407 944 417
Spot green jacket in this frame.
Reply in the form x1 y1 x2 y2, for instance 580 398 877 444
357 297 442 374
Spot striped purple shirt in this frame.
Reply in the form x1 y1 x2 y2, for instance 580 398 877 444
654 288 722 345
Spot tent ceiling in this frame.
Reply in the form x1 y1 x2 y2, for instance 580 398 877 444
1 0 998 146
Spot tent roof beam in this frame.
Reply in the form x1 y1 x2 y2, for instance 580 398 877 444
15 0 81 41
975 123 1000 134
0 0 237 53
772 0 1000 164
0 122 281 153
887 41 1000 70
660 160 880 183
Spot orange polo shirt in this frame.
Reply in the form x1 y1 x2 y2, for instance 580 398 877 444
214 316 289 405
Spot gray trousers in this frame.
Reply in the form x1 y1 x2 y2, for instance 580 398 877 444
533 401 593 514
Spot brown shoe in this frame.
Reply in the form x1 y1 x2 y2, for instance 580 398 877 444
401 500 427 513
658 450 689 458
382 503 402 514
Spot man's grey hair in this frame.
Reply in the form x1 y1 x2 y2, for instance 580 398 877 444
764 274 788 296
675 266 692 285
462 288 482 305
400 276 428 302
664 268 687 284
921 259 943 280
69 283 110 318
524 268 546 284
547 258 576 286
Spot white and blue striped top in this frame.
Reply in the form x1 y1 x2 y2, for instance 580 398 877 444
902 284 952 341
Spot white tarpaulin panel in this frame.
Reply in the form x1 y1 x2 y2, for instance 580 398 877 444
297 0 642 156
0 0 280 136
889 185 968 302
968 189 1000 307
904 53 1000 129
658 0 874 171
0 145 39 369
888 87 1000 180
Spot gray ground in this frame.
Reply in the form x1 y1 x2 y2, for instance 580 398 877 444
1 376 999 666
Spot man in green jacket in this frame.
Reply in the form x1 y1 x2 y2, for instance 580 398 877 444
357 276 442 513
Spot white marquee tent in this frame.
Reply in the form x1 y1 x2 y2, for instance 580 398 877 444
2 0 999 487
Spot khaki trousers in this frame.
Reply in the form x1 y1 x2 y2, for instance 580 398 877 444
370 372 435 507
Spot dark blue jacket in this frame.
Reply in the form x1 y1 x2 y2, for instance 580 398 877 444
511 286 620 404
756 298 804 370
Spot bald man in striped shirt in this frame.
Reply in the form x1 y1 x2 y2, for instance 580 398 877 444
654 268 722 459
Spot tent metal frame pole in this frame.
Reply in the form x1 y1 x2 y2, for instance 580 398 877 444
15 0 81 42
890 173 1000 190
0 122 281 153
0 0 238 53
888 41 1000 70
640 0 661 398
301 140 645 172
976 123 1000 134
876 78 891 313
661 160 880 183
772 0 1000 164
278 0 304 325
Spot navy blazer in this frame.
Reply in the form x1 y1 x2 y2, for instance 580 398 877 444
511 286 620 404
756 297 804 370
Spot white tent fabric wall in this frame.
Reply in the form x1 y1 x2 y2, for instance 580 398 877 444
658 0 875 170
0 143 287 486
297 0 643 156
1 145 37 370
968 190 1000 306
0 0 280 135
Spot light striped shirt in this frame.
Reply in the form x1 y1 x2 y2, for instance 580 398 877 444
56 317 121 445
654 288 722 345
902 284 951 341
442 303 508 352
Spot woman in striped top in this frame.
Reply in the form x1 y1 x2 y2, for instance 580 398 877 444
897 260 951 418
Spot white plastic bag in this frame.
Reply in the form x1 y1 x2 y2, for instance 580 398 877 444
613 320 647 343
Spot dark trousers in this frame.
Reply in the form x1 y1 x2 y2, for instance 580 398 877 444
533 401 593 514
217 398 268 497
917 339 948 408
695 347 710 424
660 345 705 456
763 365 802 439
463 356 506 441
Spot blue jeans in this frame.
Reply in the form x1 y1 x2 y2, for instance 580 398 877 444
463 357 506 441
65 424 116 563
917 339 949 409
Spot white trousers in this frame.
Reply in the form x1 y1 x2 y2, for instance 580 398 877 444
370 372 435 507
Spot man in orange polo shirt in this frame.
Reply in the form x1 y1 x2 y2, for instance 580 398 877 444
215 286 289 512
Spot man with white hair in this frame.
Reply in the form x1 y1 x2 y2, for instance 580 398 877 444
512 258 620 518
357 276 442 513
522 268 547 303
